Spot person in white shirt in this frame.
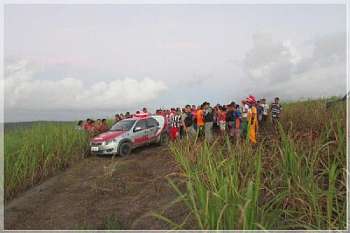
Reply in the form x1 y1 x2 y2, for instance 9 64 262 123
260 98 269 124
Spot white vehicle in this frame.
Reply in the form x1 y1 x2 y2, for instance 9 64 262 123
90 115 168 156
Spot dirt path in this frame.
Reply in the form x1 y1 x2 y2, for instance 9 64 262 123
5 145 189 230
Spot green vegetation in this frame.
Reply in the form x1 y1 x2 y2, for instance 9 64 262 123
4 122 89 199
3 98 346 230
160 99 346 230
103 214 124 230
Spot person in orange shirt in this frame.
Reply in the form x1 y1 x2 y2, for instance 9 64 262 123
196 105 205 137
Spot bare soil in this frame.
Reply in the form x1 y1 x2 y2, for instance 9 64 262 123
4 145 191 230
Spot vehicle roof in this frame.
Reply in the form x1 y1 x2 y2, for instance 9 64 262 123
123 115 152 121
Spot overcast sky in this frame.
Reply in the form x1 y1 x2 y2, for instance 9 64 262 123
3 4 346 122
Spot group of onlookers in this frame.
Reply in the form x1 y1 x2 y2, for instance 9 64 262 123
76 107 150 134
76 118 109 134
156 96 282 144
76 96 282 144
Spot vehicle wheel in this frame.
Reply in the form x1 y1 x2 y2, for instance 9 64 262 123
119 142 132 156
157 132 169 146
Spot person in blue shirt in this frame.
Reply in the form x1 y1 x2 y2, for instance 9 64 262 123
234 105 242 140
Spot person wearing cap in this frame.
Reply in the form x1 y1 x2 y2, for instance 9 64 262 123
247 95 258 144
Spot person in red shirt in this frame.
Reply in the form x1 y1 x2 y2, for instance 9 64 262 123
99 119 109 132
89 120 96 133
218 106 227 136
83 119 93 131
95 119 102 132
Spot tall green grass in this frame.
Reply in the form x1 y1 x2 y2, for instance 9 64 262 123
159 99 346 230
4 122 89 199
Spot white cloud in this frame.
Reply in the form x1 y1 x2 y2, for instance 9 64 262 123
242 32 346 100
4 59 168 111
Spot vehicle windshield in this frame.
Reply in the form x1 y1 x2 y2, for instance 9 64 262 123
109 120 136 131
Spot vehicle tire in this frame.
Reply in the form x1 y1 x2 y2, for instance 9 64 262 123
118 142 132 156
157 132 169 146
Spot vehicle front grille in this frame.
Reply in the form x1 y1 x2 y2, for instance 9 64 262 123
91 142 102 146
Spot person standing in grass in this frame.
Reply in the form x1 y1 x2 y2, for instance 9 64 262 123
84 118 93 131
226 102 235 137
260 98 269 125
203 101 214 142
196 105 205 137
218 105 227 136
234 104 242 140
87 120 96 134
257 100 264 125
247 95 258 144
241 100 249 138
169 108 182 141
191 105 197 131
271 97 282 128
182 104 196 137
180 108 186 139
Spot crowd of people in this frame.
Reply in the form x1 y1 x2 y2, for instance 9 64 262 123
76 95 282 144
156 95 282 144
76 118 109 133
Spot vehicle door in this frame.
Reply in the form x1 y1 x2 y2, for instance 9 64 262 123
132 119 148 146
145 117 160 142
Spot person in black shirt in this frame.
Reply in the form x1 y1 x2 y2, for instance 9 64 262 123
271 97 282 128
182 104 196 137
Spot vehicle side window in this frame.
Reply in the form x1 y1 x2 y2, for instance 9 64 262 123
146 118 159 128
134 120 147 131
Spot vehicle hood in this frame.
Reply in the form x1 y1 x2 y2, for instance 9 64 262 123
91 131 125 142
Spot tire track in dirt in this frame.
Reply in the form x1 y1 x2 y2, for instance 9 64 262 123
5 145 190 230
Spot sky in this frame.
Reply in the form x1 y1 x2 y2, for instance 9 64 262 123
3 4 347 122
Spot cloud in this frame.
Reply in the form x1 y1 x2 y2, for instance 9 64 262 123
242 32 346 99
159 41 201 50
4 59 168 111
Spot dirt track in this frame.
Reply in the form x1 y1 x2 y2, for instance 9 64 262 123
5 145 190 230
